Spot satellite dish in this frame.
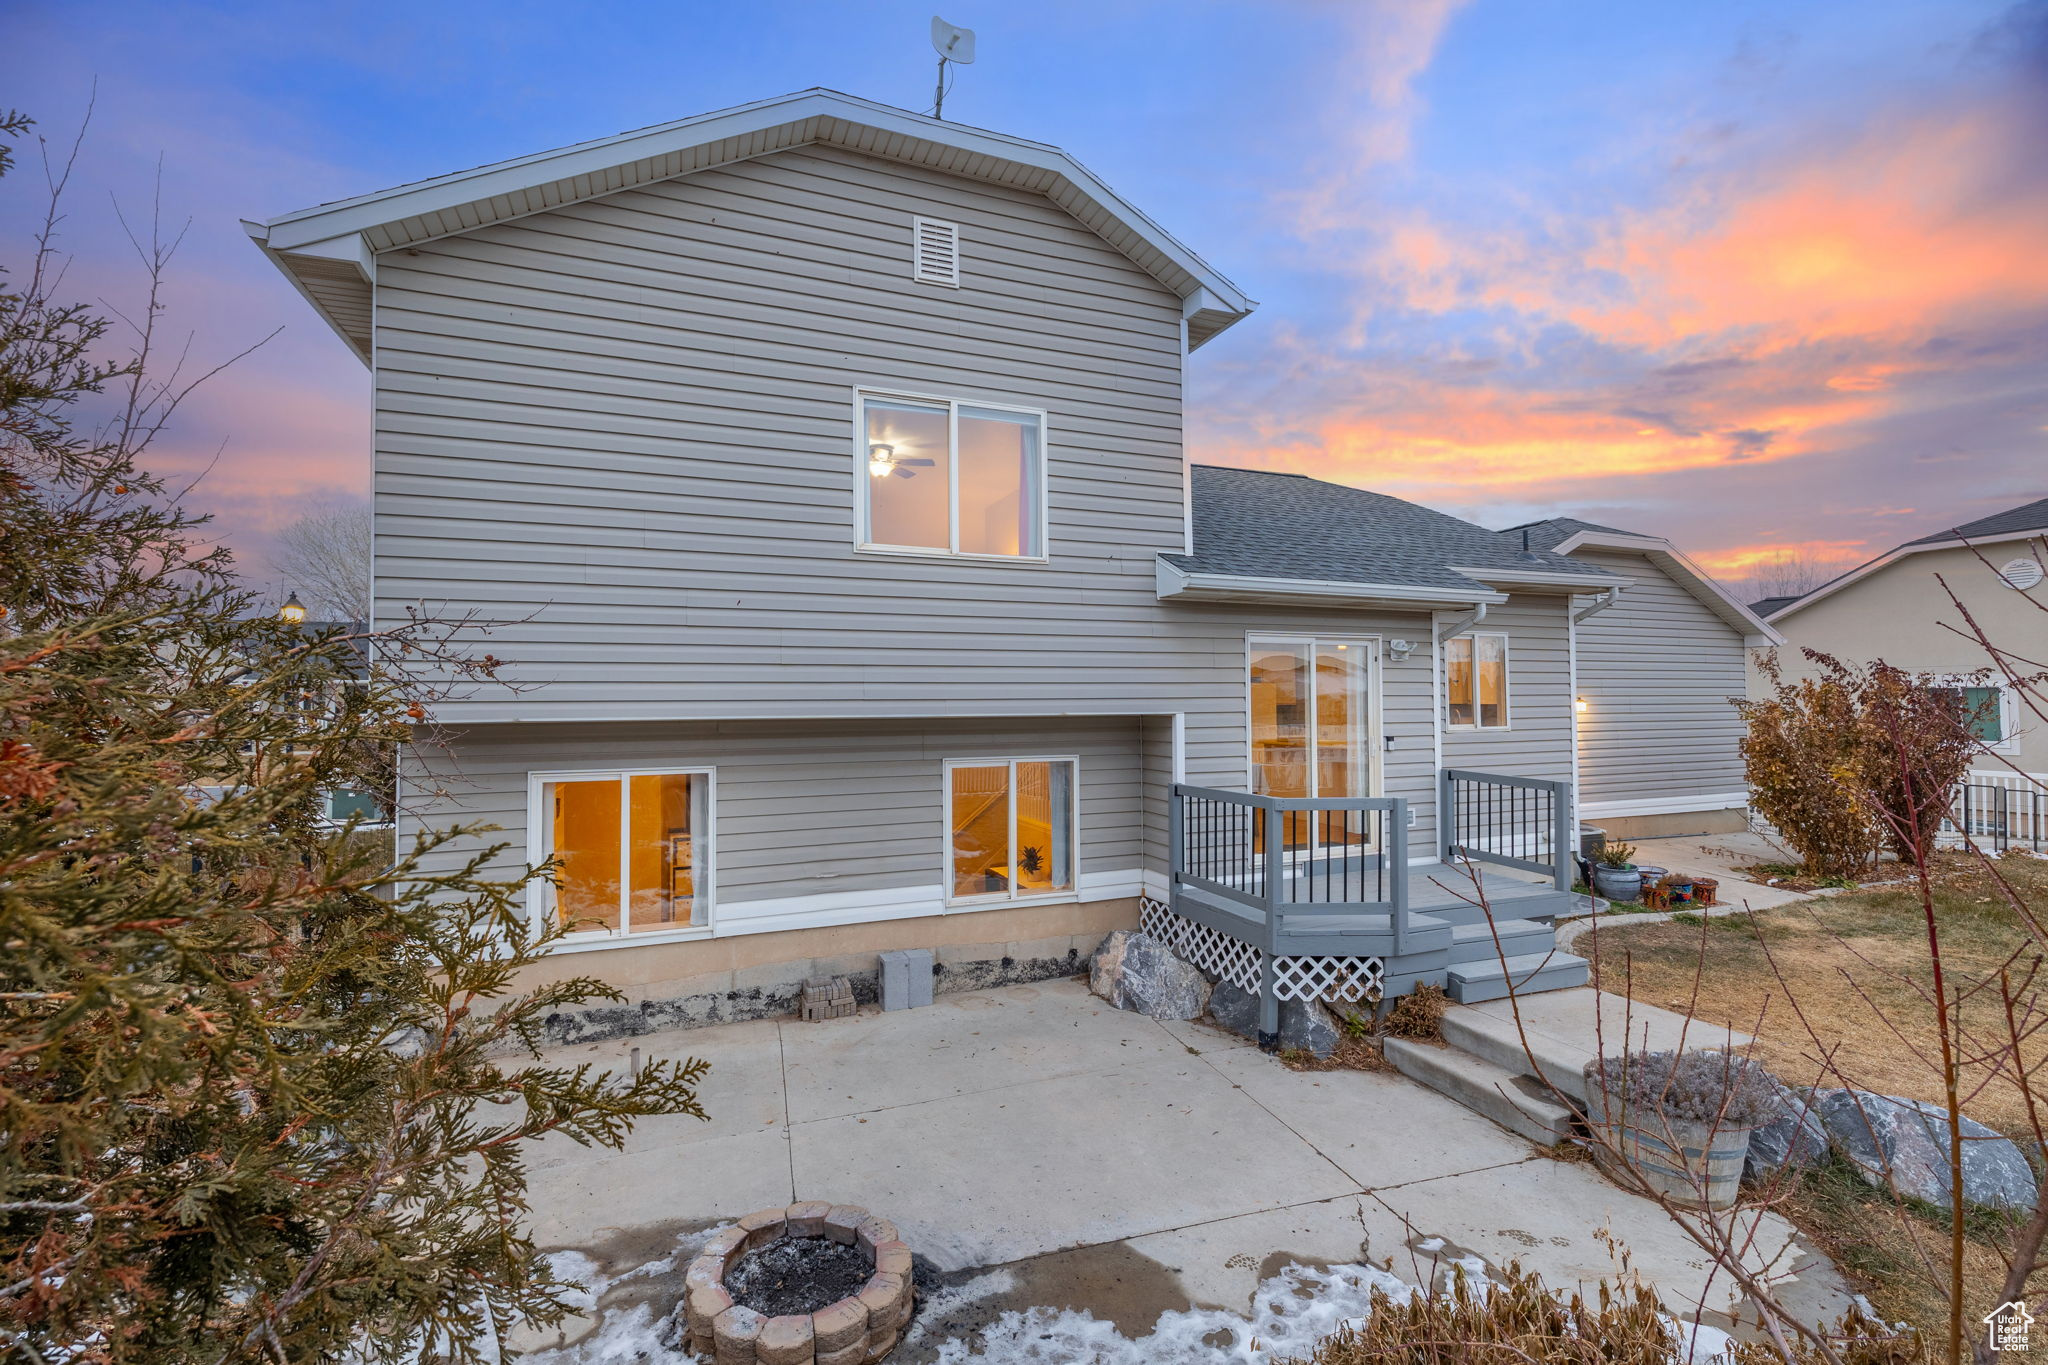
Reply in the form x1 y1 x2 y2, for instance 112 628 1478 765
931 16 976 63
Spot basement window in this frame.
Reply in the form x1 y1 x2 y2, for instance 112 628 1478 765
532 768 712 938
945 758 1077 904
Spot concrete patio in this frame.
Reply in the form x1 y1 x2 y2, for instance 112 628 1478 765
518 976 1849 1361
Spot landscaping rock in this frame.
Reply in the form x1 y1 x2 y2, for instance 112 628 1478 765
1811 1089 2037 1212
1207 979 1340 1058
1088 930 1209 1020
1744 1079 1829 1180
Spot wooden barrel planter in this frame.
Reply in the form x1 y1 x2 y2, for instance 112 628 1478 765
1584 1086 1755 1211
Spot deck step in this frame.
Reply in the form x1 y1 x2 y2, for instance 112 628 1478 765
1382 1037 1577 1146
1444 950 1590 1004
1447 917 1552 962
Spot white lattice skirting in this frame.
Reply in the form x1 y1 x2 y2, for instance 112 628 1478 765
1139 897 1386 1003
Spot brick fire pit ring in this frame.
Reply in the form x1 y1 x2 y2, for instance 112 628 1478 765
684 1202 913 1363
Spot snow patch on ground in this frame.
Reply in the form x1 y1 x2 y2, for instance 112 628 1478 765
931 1262 1415 1364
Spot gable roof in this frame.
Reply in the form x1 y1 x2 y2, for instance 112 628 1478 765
1158 467 1622 608
1501 516 1630 555
1748 594 1803 617
1762 493 2048 622
1501 517 1784 645
244 88 1255 364
1901 495 2048 546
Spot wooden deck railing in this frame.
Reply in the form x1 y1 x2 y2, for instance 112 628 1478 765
1438 769 1575 891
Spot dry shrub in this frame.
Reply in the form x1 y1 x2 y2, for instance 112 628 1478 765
1295 1260 1915 1365
1739 653 1976 877
1383 982 1449 1039
1583 1049 1782 1126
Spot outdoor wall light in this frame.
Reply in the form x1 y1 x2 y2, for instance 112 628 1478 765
1575 696 1590 713
279 592 307 625
1387 638 1416 661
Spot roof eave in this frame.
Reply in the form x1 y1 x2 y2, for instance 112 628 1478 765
252 88 1254 357
1446 564 1630 590
1553 529 1785 644
1765 528 2048 623
1157 559 1509 611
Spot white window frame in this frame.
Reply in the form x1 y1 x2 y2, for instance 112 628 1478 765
1444 632 1512 731
853 387 1051 562
525 765 717 949
941 755 1081 908
1934 676 2017 753
1243 632 1386 859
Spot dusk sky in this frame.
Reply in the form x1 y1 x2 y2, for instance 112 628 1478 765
9 0 2046 591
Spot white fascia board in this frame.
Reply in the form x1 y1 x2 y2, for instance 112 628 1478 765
255 88 1253 318
240 219 372 365
1156 557 1506 609
1763 528 2048 624
1446 564 1629 589
1579 792 1749 819
1553 529 1784 645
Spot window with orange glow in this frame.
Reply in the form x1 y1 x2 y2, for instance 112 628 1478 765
859 392 1043 558
537 769 710 936
1248 635 1376 853
1444 634 1509 730
946 758 1075 903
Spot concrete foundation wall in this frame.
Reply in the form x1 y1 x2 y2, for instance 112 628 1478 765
1588 807 1749 841
519 894 1139 1045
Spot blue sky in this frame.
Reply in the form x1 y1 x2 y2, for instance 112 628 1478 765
8 0 2044 586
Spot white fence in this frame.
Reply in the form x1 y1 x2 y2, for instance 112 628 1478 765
1945 770 2048 853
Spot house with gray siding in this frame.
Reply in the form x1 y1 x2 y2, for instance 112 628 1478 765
246 88 1731 1046
1505 520 1782 840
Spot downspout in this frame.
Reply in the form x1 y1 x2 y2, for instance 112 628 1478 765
1436 601 1489 641
1572 586 1622 623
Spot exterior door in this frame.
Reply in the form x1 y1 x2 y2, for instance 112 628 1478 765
1247 635 1381 854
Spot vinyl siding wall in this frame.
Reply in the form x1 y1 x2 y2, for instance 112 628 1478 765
370 142 1191 719
407 716 1147 933
1571 548 1748 810
375 141 1586 931
1440 594 1576 783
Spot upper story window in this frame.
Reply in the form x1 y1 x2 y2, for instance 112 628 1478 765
1445 633 1509 730
858 391 1045 559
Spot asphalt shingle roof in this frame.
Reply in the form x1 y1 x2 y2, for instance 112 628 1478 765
1748 595 1804 617
1165 466 1618 591
1495 516 1636 555
1902 496 2048 546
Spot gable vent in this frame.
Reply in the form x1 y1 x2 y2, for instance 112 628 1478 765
911 217 961 288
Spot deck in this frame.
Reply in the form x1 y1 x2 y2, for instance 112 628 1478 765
1164 772 1592 1046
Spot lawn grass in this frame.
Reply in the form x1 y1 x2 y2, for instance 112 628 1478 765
1578 852 2048 1350
1581 852 2048 1134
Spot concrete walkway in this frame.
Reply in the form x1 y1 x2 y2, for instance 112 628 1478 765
519 977 1846 1359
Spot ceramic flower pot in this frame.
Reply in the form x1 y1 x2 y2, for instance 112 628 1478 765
1592 864 1641 902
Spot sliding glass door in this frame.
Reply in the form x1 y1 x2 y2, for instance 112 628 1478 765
1247 636 1379 854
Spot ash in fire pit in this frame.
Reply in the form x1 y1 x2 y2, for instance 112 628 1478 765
683 1202 915 1363
727 1237 872 1317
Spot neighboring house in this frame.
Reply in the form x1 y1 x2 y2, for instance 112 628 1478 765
1754 498 2048 829
249 89 1657 1042
1505 519 1782 840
